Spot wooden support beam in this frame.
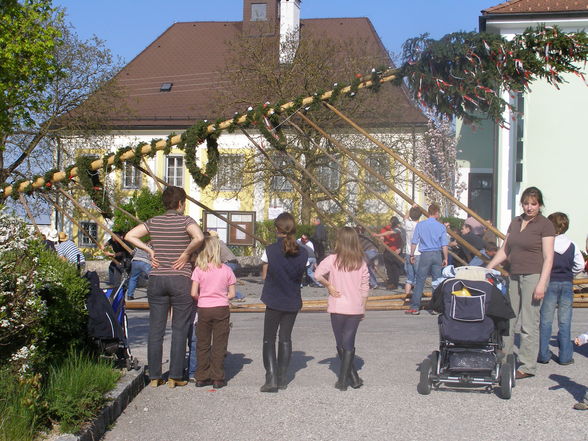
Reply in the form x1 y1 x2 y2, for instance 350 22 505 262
324 102 505 241
19 194 42 236
40 193 106 252
297 112 478 269
132 164 268 246
56 187 133 255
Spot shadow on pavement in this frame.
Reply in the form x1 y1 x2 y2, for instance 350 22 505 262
317 354 365 376
288 351 314 383
549 374 587 401
225 352 253 382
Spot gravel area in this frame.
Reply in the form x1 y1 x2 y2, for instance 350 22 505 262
102 300 588 441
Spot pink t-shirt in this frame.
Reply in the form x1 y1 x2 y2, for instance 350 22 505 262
191 263 236 308
315 254 369 315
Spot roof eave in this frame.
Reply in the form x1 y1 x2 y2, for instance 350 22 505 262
480 10 588 31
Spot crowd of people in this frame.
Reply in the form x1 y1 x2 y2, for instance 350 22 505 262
43 184 588 407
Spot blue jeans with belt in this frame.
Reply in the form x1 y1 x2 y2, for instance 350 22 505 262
539 280 574 363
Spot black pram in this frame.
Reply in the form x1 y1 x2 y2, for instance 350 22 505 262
417 268 515 399
85 271 138 370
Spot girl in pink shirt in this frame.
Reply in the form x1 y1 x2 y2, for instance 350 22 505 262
190 236 236 389
315 227 369 391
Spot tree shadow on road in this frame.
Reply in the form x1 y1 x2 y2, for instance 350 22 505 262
225 352 253 382
548 374 587 402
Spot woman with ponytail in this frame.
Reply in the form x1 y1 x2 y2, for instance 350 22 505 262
259 213 308 392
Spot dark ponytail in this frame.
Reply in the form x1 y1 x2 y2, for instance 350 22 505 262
274 212 299 256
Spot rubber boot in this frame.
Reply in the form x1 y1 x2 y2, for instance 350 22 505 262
335 349 353 391
277 341 292 390
260 341 278 393
337 347 363 389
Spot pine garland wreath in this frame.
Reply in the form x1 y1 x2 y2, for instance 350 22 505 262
75 155 113 218
11 179 32 200
396 25 588 124
43 168 61 189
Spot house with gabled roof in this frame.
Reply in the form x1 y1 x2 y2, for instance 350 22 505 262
456 0 588 245
62 0 428 250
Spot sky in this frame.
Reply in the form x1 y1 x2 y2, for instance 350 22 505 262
53 0 496 64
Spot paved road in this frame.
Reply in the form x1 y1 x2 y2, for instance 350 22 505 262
104 306 588 441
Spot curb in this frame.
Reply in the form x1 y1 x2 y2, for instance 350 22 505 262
56 366 147 441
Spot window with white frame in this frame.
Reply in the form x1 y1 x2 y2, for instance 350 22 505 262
315 161 340 192
270 157 293 191
365 153 390 192
122 162 142 189
215 155 243 191
166 156 184 187
78 221 98 247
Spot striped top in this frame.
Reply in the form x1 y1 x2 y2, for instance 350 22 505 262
144 210 197 278
56 240 85 265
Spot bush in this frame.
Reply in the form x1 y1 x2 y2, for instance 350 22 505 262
45 350 120 434
0 211 88 376
112 187 165 232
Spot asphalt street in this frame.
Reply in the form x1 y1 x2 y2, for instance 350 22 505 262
102 304 588 441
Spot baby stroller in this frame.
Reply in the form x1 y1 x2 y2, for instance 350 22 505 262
417 267 515 399
85 271 139 370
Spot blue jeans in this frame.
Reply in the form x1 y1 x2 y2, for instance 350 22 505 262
364 249 379 288
306 257 321 286
187 304 198 378
225 261 245 299
411 250 442 310
404 255 420 286
539 280 574 363
127 260 152 299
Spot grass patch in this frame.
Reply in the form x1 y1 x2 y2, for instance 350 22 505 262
0 372 40 441
45 350 121 434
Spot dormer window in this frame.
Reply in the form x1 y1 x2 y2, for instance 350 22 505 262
160 82 173 92
251 3 267 21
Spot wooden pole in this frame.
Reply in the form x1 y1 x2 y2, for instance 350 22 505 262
56 187 133 255
323 102 506 241
296 113 478 268
132 164 269 246
2 69 399 198
40 193 106 252
19 194 42 236
141 157 163 192
240 128 405 265
110 200 142 224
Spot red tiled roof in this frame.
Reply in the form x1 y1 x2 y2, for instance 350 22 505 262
483 0 588 14
104 17 426 129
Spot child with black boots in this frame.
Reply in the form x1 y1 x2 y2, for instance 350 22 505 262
315 227 370 391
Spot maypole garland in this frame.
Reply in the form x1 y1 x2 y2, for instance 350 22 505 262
74 155 113 219
2 25 586 203
396 24 588 124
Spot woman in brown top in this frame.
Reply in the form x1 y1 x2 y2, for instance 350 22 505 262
487 187 555 379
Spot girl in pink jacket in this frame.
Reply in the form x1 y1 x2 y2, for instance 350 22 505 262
315 226 370 391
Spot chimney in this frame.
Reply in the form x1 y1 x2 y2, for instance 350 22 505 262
243 0 280 36
279 0 301 64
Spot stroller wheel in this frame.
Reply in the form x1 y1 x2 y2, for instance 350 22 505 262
417 357 434 395
506 354 517 387
499 362 513 399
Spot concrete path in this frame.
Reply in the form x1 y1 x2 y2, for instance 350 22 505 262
103 305 588 441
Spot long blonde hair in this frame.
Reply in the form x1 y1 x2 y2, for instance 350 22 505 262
334 227 364 272
195 236 222 271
